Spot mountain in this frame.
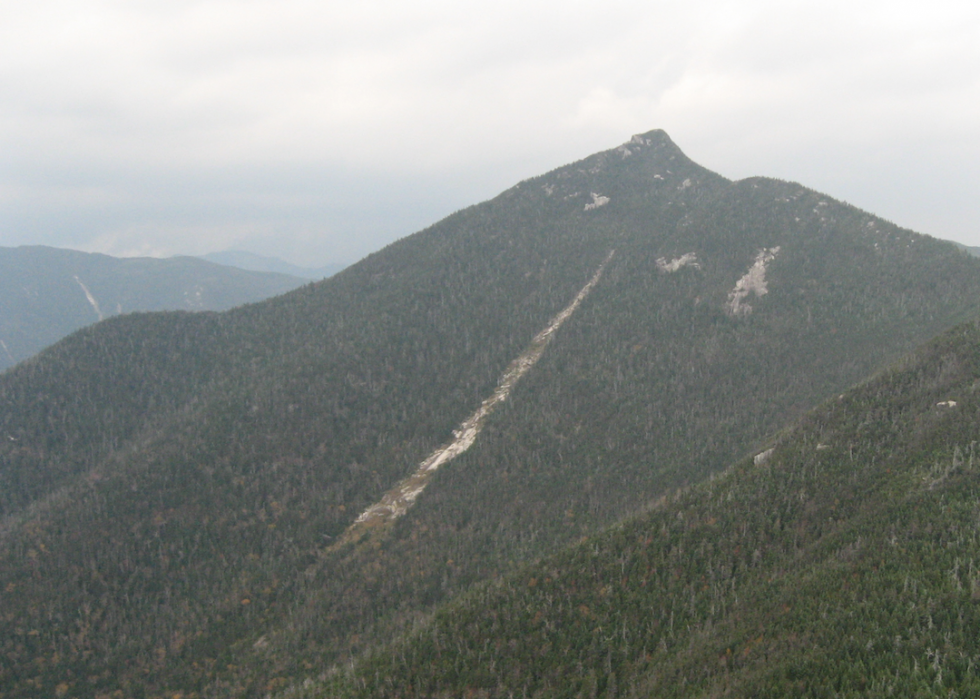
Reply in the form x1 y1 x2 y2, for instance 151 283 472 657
318 317 980 698
0 246 306 372
199 250 347 279
2 130 980 698
951 241 980 257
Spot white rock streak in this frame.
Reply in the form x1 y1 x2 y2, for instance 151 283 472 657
584 193 610 211
0 339 14 363
656 252 700 273
73 276 104 321
726 247 780 316
184 286 205 308
345 251 616 537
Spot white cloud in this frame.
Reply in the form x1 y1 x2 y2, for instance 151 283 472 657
1 0 979 263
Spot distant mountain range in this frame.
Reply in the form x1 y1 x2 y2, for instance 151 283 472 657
954 241 980 257
0 246 306 372
199 250 347 279
2 130 980 697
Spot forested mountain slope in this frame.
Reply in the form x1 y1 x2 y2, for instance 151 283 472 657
2 131 980 698
0 246 305 371
317 318 980 698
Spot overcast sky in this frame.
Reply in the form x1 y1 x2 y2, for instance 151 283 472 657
1 0 978 266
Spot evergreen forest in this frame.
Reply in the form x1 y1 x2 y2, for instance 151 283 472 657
1 131 980 698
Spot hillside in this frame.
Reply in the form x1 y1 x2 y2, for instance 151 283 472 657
316 318 980 698
2 130 980 698
0 246 306 372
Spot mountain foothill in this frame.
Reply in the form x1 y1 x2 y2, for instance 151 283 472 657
2 130 980 698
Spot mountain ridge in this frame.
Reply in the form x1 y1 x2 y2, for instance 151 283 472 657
2 130 980 698
198 251 346 280
314 316 980 697
0 245 306 372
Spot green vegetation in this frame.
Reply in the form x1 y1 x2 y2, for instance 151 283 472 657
315 319 980 697
1 131 980 697
0 245 305 371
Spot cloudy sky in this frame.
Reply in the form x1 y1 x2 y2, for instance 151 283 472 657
1 0 978 267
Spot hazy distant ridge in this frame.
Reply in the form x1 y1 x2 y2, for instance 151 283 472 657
0 246 305 371
199 250 346 279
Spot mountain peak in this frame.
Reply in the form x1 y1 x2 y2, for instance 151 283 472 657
628 127 670 146
498 128 728 214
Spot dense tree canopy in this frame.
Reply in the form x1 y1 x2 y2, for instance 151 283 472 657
2 131 980 698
